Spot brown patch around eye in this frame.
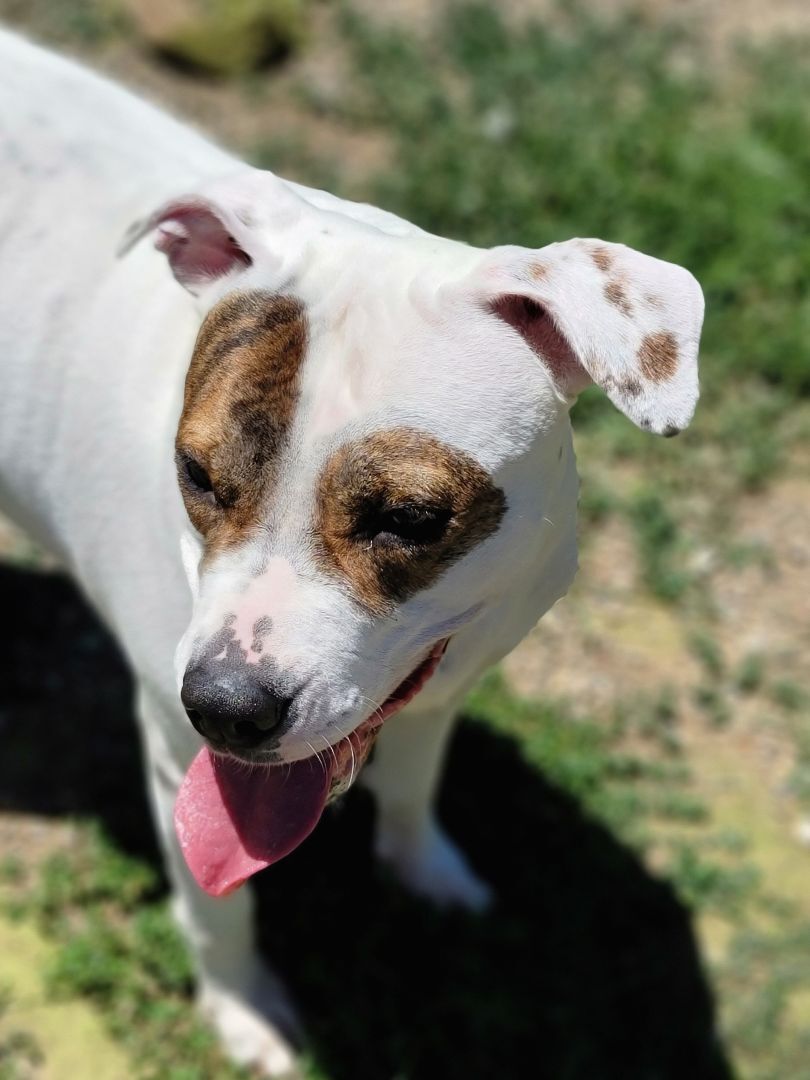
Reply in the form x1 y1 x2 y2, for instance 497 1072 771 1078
590 245 614 273
315 428 506 615
176 290 308 554
638 330 679 383
604 279 632 316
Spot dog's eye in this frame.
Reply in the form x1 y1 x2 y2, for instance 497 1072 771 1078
361 503 452 547
182 456 214 495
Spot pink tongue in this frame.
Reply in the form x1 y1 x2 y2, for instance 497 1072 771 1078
174 748 333 897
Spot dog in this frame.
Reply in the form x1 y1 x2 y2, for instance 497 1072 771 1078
0 27 704 1076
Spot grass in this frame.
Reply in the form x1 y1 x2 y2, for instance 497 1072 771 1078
0 987 43 1080
4 831 243 1080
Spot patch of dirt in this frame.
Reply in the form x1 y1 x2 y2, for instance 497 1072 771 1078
0 815 79 867
0 913 131 1080
507 469 810 705
503 514 699 708
506 469 810 920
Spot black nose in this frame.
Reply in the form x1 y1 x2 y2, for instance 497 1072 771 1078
181 663 292 752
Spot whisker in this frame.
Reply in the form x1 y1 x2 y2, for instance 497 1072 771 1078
304 739 327 777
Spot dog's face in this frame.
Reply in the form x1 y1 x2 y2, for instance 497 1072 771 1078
129 170 704 771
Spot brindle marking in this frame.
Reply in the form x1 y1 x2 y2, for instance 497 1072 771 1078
176 291 308 555
316 428 506 616
638 330 679 383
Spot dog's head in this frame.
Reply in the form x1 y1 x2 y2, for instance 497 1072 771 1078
127 168 703 893
129 168 703 763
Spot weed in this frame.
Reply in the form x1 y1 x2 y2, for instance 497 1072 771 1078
651 792 709 825
689 631 726 680
693 685 732 728
577 481 617 528
667 845 760 916
735 653 766 695
0 858 24 887
771 680 809 713
628 490 692 602
0 987 43 1080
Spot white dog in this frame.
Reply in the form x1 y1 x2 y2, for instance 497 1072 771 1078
0 28 704 1076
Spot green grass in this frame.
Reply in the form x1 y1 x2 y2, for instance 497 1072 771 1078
4 830 245 1080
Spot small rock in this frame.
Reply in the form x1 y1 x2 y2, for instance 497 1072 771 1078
480 105 515 142
794 817 810 848
121 0 307 77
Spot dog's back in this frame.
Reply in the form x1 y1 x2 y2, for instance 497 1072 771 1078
0 29 226 660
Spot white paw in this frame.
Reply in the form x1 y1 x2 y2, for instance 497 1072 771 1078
376 820 493 913
199 964 302 1078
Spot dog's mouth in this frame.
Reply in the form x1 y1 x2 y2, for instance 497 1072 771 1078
174 639 449 897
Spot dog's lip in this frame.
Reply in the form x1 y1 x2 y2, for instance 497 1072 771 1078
320 636 450 797
366 636 450 729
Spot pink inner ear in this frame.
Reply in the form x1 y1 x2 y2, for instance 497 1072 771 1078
154 205 251 290
490 295 587 395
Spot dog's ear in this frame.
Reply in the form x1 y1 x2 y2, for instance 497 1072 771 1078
473 239 704 436
119 194 255 296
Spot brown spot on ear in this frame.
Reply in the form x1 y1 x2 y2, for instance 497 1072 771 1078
604 279 632 316
645 293 665 310
530 261 549 280
619 376 642 398
638 331 679 383
315 429 506 615
176 291 308 557
590 245 614 273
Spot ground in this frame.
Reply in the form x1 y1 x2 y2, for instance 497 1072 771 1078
0 2 809 1079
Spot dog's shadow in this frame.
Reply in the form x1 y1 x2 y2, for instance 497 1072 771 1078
0 565 732 1080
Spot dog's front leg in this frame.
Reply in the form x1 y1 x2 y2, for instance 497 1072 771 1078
137 689 302 1078
362 702 492 913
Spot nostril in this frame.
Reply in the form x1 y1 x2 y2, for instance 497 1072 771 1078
184 707 206 737
252 696 291 732
231 717 273 749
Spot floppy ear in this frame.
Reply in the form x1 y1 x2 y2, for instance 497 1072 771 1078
118 193 255 296
475 238 704 436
